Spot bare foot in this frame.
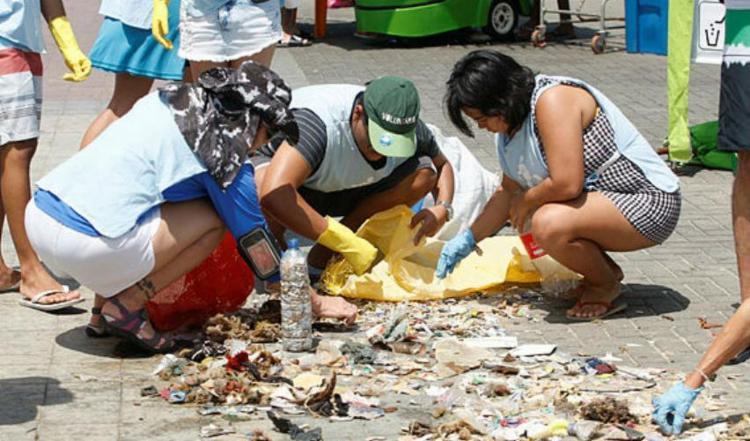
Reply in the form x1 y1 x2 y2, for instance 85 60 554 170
559 255 624 301
20 263 81 304
311 288 357 325
566 280 621 319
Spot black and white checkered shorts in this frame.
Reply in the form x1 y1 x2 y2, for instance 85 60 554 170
535 77 681 244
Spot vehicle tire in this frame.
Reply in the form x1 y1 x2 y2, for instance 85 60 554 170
591 34 606 54
485 0 519 40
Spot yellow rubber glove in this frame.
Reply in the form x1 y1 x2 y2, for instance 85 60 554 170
317 217 378 276
48 17 91 82
152 0 173 50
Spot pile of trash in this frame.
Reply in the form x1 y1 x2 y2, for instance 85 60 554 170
143 292 738 440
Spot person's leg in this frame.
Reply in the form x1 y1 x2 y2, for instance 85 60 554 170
554 0 575 36
307 166 437 269
254 164 357 322
733 152 750 302
229 44 276 69
0 197 21 289
100 199 225 346
530 192 655 318
0 139 81 303
80 74 154 148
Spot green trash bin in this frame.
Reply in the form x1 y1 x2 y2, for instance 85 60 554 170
355 0 533 40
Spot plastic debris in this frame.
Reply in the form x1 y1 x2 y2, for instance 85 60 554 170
510 344 557 357
267 411 323 441
140 385 159 397
200 423 235 438
462 336 518 349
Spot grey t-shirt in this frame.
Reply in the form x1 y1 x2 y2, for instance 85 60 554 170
255 108 441 173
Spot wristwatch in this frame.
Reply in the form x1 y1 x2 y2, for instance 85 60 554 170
435 200 453 221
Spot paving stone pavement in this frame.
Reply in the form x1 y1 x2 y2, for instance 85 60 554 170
0 3 745 441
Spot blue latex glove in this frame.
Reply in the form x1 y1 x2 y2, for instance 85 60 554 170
435 229 476 279
652 382 703 435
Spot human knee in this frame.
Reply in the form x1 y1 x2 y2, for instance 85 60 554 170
530 205 572 247
4 139 38 163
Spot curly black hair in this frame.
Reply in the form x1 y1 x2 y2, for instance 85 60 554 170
444 50 536 137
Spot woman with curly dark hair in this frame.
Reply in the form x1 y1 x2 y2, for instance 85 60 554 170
439 50 681 321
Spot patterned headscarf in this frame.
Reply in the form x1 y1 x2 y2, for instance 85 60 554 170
160 61 298 188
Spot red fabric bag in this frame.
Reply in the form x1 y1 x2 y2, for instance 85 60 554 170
147 232 254 331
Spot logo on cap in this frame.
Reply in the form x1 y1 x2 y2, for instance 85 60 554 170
379 134 393 147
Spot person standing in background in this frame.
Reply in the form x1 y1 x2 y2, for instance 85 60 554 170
0 0 89 311
79 0 186 148
179 0 281 79
278 0 312 47
652 1 750 435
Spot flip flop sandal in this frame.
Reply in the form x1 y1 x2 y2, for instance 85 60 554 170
277 34 312 48
101 297 175 354
85 307 111 338
566 300 628 322
18 285 84 312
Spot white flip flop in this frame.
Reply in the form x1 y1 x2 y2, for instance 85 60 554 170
18 285 84 312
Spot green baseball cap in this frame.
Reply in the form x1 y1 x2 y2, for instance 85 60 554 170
364 76 420 157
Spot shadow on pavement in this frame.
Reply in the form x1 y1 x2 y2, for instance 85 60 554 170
306 20 605 52
542 283 691 324
55 326 152 359
0 377 73 425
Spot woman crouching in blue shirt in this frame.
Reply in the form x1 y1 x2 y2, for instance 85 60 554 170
24 61 356 353
438 50 681 321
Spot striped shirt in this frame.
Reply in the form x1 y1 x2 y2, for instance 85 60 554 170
258 108 440 174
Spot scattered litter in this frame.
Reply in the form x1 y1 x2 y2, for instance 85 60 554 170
698 317 723 330
268 411 323 441
140 385 159 397
462 336 518 349
136 294 715 439
510 344 557 357
200 423 235 438
580 398 636 424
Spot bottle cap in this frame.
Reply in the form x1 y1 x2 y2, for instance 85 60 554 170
287 238 299 249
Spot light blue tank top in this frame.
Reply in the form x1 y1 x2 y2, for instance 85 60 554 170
495 75 679 193
36 92 205 238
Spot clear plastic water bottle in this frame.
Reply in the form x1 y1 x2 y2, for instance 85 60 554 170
280 238 313 352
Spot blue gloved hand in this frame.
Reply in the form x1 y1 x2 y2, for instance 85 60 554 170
652 382 703 435
435 229 476 279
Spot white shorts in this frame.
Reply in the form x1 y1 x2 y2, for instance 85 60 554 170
179 0 282 62
25 199 161 297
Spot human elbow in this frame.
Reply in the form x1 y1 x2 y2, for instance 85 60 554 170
260 186 293 217
558 180 583 200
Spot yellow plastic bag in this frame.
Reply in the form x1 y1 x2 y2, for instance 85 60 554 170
321 206 577 302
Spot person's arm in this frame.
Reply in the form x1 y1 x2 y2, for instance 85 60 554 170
259 141 328 239
411 152 455 243
653 300 750 435
259 142 377 275
41 0 91 82
687 300 750 386
509 86 587 229
434 175 519 279
471 174 520 242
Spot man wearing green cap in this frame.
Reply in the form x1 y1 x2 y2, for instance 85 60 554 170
253 76 455 279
